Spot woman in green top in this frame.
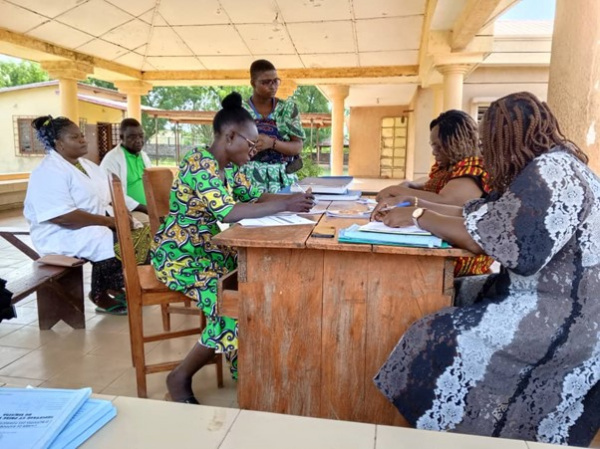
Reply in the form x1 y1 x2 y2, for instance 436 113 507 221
241 59 306 193
151 92 314 404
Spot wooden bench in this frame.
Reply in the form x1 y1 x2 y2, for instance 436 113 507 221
1 227 85 330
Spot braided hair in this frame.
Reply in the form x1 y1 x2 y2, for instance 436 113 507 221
31 115 74 152
213 92 254 135
430 109 480 168
481 92 588 192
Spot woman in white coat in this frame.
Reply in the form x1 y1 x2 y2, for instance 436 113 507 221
24 116 137 314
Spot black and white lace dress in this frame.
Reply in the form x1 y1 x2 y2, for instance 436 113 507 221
374 149 600 446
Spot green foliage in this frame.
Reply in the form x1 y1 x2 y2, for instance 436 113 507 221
0 61 49 87
296 147 322 180
82 77 115 90
292 86 329 114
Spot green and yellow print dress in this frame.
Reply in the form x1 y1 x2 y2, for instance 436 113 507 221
151 149 261 379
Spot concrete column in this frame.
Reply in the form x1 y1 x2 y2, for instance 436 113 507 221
114 81 153 122
323 85 349 176
547 0 600 172
277 79 298 99
40 61 93 123
431 84 444 119
436 64 470 111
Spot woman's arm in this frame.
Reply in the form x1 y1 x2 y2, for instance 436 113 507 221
255 135 302 157
379 206 484 254
49 210 115 230
377 177 483 206
222 192 314 223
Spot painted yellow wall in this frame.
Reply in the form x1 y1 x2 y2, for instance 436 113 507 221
348 105 408 178
0 85 124 174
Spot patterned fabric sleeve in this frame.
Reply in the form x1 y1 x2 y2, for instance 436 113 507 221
187 154 235 221
275 99 306 141
449 156 491 193
230 165 262 203
464 152 591 276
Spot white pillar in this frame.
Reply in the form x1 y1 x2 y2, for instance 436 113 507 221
323 85 349 176
41 61 92 123
436 64 470 111
114 81 153 122
547 0 600 172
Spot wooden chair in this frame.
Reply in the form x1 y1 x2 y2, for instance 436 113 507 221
109 173 223 398
143 167 197 331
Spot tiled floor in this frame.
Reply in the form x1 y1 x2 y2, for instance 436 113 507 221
0 207 237 407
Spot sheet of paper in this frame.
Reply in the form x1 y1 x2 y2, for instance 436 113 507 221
238 214 316 227
0 387 91 449
314 190 362 201
358 221 432 235
49 399 116 449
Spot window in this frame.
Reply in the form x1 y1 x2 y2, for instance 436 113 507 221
476 105 489 123
379 116 408 179
14 116 46 156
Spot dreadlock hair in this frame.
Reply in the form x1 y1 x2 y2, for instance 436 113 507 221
481 91 588 193
430 109 480 168
250 59 276 81
213 92 254 135
31 115 75 153
120 117 141 134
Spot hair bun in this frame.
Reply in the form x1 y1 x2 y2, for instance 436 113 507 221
31 115 52 131
221 92 243 110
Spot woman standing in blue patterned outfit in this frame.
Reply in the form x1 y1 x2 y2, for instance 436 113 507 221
151 93 314 404
373 92 600 446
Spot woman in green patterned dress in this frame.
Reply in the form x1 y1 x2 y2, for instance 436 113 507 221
241 59 306 193
151 92 315 404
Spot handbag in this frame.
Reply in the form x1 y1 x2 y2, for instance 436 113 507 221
285 155 303 174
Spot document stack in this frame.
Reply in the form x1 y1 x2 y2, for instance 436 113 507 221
290 176 361 201
338 223 450 248
0 387 116 449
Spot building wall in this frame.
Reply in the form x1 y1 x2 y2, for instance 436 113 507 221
0 86 124 174
0 86 60 173
348 105 408 178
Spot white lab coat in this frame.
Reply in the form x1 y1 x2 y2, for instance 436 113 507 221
24 151 115 262
100 145 152 211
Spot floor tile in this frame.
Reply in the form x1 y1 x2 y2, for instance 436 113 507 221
0 322 24 338
0 375 45 387
0 346 32 370
0 325 61 349
0 345 82 379
220 410 376 449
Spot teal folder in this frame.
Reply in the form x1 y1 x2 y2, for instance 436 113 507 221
338 224 451 248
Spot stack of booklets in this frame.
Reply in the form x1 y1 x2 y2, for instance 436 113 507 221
338 222 450 248
289 176 361 201
0 387 116 449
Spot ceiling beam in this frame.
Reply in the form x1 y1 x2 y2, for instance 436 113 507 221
417 0 439 87
451 0 507 50
0 27 142 80
142 66 419 83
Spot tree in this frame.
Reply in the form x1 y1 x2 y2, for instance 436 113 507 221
0 61 48 87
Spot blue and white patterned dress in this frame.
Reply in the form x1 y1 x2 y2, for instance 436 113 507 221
374 149 600 446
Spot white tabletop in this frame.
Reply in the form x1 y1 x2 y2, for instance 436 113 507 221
81 396 576 449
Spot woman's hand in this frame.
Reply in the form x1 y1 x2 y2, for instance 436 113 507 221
254 134 274 153
382 207 416 228
285 192 315 213
376 185 410 202
371 195 415 221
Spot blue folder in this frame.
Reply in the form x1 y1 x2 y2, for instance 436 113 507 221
338 224 451 248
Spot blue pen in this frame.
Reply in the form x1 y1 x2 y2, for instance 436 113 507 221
379 200 412 212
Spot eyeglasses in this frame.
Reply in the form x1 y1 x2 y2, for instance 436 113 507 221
236 132 257 151
258 78 281 87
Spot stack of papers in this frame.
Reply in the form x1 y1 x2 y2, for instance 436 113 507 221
338 224 449 248
290 176 353 194
314 190 362 201
358 222 432 236
238 214 316 227
0 387 116 449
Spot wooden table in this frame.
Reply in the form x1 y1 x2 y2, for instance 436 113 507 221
213 201 471 426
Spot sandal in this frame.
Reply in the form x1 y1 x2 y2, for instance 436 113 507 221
89 291 128 316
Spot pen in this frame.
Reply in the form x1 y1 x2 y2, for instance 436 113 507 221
379 201 412 212
292 182 306 193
